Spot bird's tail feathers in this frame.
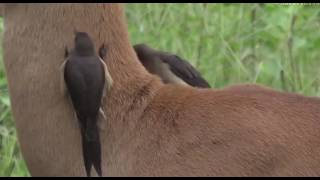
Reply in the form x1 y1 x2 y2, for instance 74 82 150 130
81 121 102 177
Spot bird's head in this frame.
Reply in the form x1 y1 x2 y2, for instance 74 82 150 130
74 31 95 56
133 43 156 65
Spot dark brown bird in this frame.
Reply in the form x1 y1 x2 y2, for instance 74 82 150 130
133 43 210 88
61 32 111 177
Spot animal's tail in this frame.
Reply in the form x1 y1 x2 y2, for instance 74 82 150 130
81 122 102 177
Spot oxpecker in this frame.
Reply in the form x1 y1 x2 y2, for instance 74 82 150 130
133 43 210 88
61 32 112 177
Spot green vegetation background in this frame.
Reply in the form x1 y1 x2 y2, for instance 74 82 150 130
0 4 319 176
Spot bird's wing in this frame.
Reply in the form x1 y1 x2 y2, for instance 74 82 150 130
98 57 113 96
97 58 112 133
160 54 211 88
60 59 69 96
97 107 106 132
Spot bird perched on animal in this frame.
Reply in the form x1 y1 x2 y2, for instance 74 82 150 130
133 43 210 88
60 31 113 177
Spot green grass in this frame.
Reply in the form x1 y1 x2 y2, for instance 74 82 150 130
1 3 320 176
